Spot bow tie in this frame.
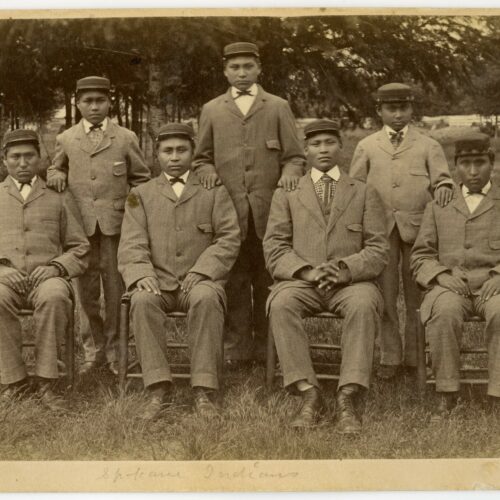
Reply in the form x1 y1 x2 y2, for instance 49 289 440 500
18 180 32 190
390 131 403 141
169 177 185 185
234 89 253 99
89 123 103 131
467 190 485 196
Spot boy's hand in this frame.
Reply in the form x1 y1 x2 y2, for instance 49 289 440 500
317 262 351 290
296 267 328 284
436 272 470 296
136 277 161 296
478 275 500 303
46 171 67 193
29 265 59 289
0 268 30 295
434 185 453 207
277 173 300 192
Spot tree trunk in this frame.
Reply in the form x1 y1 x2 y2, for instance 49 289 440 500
145 61 164 172
65 90 72 129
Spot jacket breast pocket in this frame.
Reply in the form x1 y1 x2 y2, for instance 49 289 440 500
489 238 500 250
197 223 213 234
346 223 363 232
409 162 429 177
266 139 281 151
112 162 127 176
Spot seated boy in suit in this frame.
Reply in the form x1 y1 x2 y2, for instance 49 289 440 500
118 123 240 420
411 134 500 419
263 119 388 434
0 129 89 410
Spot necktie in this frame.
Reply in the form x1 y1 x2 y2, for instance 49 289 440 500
234 89 253 99
389 131 403 148
169 177 185 185
467 190 485 196
320 174 335 207
18 180 32 200
88 123 104 148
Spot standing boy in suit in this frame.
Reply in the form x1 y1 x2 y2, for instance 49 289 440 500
47 76 150 376
350 83 453 379
263 120 388 434
193 42 305 363
118 123 240 420
411 134 500 418
0 129 89 410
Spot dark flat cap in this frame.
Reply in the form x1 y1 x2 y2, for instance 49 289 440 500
156 122 195 142
76 76 110 92
3 129 39 149
304 119 341 139
374 83 414 103
455 133 492 158
223 42 260 59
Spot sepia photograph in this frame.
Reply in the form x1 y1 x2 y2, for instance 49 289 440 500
0 6 499 492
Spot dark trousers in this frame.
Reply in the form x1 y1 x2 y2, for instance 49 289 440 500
224 211 272 361
78 224 123 363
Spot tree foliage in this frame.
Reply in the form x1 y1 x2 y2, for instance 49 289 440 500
0 15 495 128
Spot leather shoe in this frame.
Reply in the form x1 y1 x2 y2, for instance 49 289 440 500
336 385 362 435
139 383 172 421
38 380 69 412
377 364 401 380
290 386 322 428
193 387 220 418
430 391 458 423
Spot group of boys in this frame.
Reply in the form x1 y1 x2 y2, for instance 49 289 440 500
1 41 499 434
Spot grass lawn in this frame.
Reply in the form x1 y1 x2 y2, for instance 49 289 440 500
1 125 499 461
2 315 499 461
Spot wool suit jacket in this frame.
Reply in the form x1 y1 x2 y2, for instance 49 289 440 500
193 85 306 240
117 172 241 295
263 172 389 299
349 126 453 244
46 120 151 237
411 183 500 321
0 177 89 278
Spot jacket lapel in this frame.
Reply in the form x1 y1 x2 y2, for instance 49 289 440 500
176 172 201 205
395 126 418 155
157 174 178 203
23 178 46 205
375 129 395 156
93 121 115 156
244 85 266 121
223 88 245 119
327 174 356 234
468 183 500 220
297 175 326 229
75 121 96 155
452 187 474 219
5 177 23 203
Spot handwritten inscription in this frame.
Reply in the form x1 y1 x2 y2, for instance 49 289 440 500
97 462 299 484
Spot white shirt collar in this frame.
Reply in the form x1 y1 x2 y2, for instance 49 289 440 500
385 124 408 139
83 117 108 134
310 166 341 183
231 83 258 99
462 180 492 198
10 175 37 189
164 170 190 182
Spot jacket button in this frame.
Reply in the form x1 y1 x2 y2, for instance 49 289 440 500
176 227 181 232
393 208 397 212
392 183 398 188
464 243 472 249
176 251 181 257
91 175 96 180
